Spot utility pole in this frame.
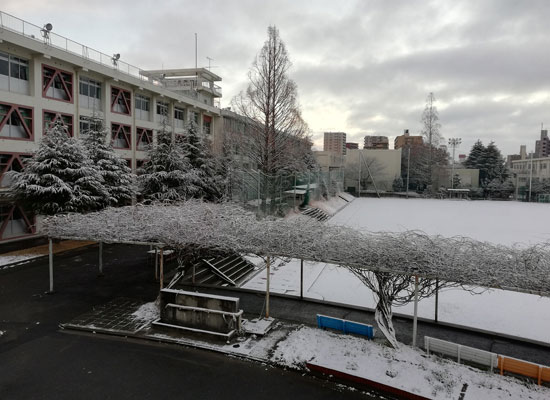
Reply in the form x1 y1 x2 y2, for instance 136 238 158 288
528 151 534 202
406 146 410 199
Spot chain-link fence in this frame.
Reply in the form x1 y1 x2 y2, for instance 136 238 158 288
225 169 344 216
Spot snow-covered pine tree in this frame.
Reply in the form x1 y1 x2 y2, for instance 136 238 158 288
180 120 226 202
9 121 109 215
137 124 198 202
81 118 135 206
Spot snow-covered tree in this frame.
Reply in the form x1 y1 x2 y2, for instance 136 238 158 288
179 121 226 202
137 125 198 202
464 140 508 188
9 121 108 215
81 118 135 206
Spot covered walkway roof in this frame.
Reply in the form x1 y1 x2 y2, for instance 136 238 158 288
44 201 550 296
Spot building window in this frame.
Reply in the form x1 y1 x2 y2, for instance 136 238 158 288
156 101 169 121
135 94 150 121
111 123 131 149
79 116 103 134
43 111 73 137
0 204 35 241
192 111 199 125
0 153 30 188
42 65 73 102
174 107 185 129
203 115 212 135
0 102 33 140
79 77 102 110
0 52 29 94
111 86 131 115
137 127 153 151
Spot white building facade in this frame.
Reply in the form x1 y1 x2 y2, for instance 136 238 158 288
0 11 223 243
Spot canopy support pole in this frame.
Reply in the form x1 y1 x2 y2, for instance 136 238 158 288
412 275 419 347
300 259 304 300
48 238 54 294
266 256 271 318
159 248 164 290
98 242 104 277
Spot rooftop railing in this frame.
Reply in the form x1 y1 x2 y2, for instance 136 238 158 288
0 10 221 105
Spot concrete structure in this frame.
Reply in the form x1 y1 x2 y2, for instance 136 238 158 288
511 153 550 194
535 129 549 158
363 135 389 150
0 11 222 243
313 151 345 173
433 168 480 190
344 149 402 193
323 132 346 155
345 142 358 150
394 129 423 149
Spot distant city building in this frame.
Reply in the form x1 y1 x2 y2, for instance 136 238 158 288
346 142 359 150
511 144 550 199
363 135 389 150
394 129 423 149
324 132 347 155
507 145 527 168
535 128 549 158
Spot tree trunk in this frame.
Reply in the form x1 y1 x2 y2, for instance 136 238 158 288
374 295 399 349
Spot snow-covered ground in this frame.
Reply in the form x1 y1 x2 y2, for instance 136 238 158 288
273 326 549 399
0 254 38 268
243 197 550 343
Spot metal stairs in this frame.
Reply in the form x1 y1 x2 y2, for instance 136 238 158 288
300 206 330 222
179 252 256 287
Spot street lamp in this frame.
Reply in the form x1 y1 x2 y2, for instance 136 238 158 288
448 138 462 189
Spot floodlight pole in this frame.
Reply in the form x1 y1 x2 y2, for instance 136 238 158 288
434 279 439 323
448 138 462 189
412 275 419 347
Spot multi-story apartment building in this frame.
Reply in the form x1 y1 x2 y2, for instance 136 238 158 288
394 129 423 149
510 151 550 193
363 135 389 149
345 142 358 150
0 11 222 243
535 129 549 158
323 132 346 155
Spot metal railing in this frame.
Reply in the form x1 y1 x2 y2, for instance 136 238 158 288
0 10 222 104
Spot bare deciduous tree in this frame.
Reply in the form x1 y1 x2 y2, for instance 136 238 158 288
232 26 311 207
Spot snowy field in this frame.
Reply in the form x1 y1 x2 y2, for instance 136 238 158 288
243 198 550 343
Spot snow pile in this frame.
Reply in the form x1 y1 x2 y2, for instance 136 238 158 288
0 254 37 268
131 302 159 322
271 326 550 399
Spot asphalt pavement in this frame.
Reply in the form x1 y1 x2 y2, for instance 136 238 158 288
0 244 381 400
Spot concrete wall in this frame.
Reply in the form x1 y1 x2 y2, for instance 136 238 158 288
344 149 402 192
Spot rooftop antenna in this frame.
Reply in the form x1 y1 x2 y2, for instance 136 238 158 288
206 56 214 70
41 23 53 45
195 33 198 93
111 53 120 68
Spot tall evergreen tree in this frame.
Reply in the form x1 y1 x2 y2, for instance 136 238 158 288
81 119 135 206
179 121 226 201
137 126 198 202
9 121 108 215
464 140 507 185
464 140 486 169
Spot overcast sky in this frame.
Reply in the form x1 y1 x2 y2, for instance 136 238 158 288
5 0 550 156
